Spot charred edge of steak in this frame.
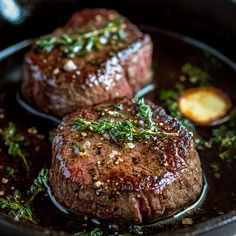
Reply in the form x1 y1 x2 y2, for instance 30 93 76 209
21 9 153 117
49 97 203 223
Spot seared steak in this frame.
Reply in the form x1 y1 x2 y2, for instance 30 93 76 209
49 98 203 223
21 9 153 117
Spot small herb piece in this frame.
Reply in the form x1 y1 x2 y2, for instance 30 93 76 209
115 103 123 111
206 109 236 160
5 166 15 177
181 63 212 86
0 190 35 223
36 18 125 56
129 225 143 235
135 98 154 130
36 36 56 52
27 168 49 201
159 83 184 119
0 123 29 172
48 129 56 143
74 227 103 236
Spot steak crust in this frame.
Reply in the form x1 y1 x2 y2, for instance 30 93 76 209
21 9 153 117
49 98 203 223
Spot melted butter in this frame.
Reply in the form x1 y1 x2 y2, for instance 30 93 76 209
179 87 231 125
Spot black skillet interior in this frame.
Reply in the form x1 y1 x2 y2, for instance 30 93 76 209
0 1 236 236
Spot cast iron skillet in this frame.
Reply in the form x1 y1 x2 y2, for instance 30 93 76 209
0 1 236 235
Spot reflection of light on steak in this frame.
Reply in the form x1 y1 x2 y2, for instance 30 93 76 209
21 9 153 117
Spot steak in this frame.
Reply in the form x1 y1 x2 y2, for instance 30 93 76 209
49 97 203 223
21 9 153 117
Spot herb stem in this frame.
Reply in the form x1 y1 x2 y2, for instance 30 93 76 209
36 18 125 56
0 123 30 172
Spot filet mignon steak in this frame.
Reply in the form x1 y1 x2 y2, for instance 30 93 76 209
49 97 203 223
21 9 153 117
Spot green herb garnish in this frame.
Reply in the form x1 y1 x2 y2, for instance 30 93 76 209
181 63 212 86
0 168 49 223
0 190 35 223
5 166 15 177
206 109 236 160
135 98 154 130
129 225 143 235
27 168 49 201
36 18 125 56
159 83 184 119
72 99 176 144
0 123 29 172
74 227 103 236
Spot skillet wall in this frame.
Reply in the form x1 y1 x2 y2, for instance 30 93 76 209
0 0 236 61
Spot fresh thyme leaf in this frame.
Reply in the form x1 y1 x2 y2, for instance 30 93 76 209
0 190 35 223
5 166 15 177
135 98 154 130
0 123 30 172
36 36 56 52
115 103 123 110
206 110 236 160
159 83 184 119
74 227 103 236
27 168 49 201
181 63 212 86
36 17 125 56
110 120 135 142
129 225 143 235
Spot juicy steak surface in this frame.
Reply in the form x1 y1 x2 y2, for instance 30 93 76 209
49 98 203 223
21 9 153 117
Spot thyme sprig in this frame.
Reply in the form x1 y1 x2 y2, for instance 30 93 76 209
36 18 125 56
0 168 49 224
0 190 35 223
0 123 29 172
27 168 49 201
72 99 177 143
134 98 155 130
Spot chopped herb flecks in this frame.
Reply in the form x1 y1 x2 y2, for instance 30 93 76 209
36 18 125 56
5 166 15 177
0 123 30 172
74 227 103 236
206 109 236 160
181 63 212 86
